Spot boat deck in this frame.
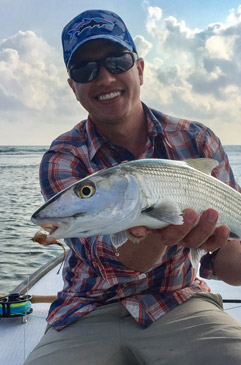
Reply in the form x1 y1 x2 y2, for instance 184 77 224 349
1 262 63 365
1 263 241 365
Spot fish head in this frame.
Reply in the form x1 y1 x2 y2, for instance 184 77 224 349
31 168 141 239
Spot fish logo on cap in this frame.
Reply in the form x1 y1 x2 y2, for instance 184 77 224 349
67 17 114 40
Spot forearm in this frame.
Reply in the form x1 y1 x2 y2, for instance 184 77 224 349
213 240 241 286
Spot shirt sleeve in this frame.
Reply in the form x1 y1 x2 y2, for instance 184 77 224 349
40 148 88 200
39 144 93 262
197 125 241 279
197 125 241 192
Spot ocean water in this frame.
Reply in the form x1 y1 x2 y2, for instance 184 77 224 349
0 146 63 296
0 145 241 295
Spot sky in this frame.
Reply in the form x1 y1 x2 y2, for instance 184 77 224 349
1 0 241 145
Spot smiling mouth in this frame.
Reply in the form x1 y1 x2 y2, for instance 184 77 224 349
96 91 122 101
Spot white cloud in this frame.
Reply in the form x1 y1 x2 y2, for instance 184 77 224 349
0 30 86 145
205 35 237 60
146 6 163 35
226 4 241 25
139 5 241 144
134 35 153 57
0 31 66 110
1 30 55 67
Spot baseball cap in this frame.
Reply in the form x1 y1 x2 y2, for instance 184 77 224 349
62 9 137 70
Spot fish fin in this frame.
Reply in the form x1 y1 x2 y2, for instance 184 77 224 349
142 198 183 225
190 247 206 268
111 231 128 248
229 231 240 240
185 158 219 175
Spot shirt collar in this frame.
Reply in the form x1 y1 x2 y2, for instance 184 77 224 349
86 117 109 160
142 103 165 140
85 103 164 161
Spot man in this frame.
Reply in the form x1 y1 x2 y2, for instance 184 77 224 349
26 9 241 365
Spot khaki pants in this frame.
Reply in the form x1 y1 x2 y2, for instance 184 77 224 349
25 293 241 365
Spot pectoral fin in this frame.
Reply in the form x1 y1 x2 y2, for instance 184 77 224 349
142 198 183 225
190 247 206 268
111 231 128 248
111 230 145 248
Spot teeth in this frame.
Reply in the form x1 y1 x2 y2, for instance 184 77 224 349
98 91 121 101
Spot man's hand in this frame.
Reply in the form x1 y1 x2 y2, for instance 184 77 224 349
116 208 230 272
129 208 230 253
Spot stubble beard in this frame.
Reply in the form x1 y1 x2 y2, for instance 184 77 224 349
91 109 129 128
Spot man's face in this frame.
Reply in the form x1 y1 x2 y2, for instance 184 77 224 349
68 40 144 128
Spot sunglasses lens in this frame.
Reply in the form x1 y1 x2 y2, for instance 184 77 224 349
70 52 136 83
70 62 98 83
105 53 135 74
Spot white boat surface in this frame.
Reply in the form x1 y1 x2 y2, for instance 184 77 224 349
1 256 241 365
1 255 64 365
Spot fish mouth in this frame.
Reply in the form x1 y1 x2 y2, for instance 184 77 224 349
31 213 87 239
39 222 92 240
40 223 59 236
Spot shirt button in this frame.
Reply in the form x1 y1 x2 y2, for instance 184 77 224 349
139 273 146 279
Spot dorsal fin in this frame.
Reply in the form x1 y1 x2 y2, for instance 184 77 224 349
185 158 219 175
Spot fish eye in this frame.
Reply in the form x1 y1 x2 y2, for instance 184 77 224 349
76 183 95 199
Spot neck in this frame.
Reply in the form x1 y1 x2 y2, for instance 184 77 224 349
91 102 148 158
108 123 148 158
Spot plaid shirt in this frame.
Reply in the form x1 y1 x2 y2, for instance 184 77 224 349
40 103 240 330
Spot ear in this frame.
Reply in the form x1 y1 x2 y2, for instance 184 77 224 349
68 78 78 100
136 58 144 86
68 78 74 90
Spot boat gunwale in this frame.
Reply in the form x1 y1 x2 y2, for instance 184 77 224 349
11 254 64 295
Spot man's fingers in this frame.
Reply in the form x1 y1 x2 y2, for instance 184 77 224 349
201 225 230 252
128 209 198 242
127 209 229 252
128 226 149 238
153 209 198 246
181 209 218 248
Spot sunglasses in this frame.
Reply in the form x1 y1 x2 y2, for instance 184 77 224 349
68 52 138 83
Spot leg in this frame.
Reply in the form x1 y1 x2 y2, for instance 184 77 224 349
122 293 241 365
25 293 241 364
24 302 137 365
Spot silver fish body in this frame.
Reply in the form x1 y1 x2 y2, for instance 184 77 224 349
31 158 241 266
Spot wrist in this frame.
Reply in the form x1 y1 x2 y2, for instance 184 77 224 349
211 248 220 275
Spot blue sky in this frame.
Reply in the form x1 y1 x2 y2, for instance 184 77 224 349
1 0 241 145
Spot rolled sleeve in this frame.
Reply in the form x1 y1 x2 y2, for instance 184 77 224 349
200 126 241 191
199 250 220 280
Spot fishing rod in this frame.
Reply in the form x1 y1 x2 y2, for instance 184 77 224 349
1 293 241 320
223 299 241 303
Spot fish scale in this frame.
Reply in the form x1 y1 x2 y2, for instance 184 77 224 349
126 160 241 233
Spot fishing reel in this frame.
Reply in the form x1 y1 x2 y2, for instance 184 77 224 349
0 293 32 318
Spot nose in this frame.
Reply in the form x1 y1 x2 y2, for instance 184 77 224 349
96 66 117 85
